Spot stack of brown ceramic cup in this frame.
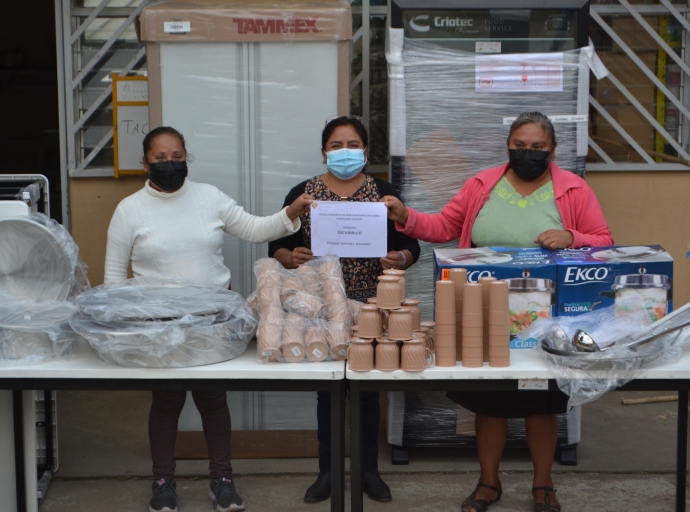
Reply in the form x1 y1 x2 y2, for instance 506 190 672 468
434 280 456 366
401 337 431 371
489 280 510 367
358 305 384 339
462 283 483 367
348 337 375 371
448 269 467 361
383 269 406 302
402 298 421 331
375 337 400 371
376 275 402 309
479 276 496 363
420 320 436 347
387 307 413 341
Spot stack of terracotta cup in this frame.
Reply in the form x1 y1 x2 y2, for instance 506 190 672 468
461 283 483 367
348 336 375 371
434 280 456 366
479 276 496 363
448 269 467 362
489 280 510 367
383 269 406 302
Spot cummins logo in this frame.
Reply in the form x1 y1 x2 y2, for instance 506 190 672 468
233 17 321 35
563 267 609 284
409 15 430 32
467 270 493 283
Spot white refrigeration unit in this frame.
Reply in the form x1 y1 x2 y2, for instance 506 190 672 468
138 0 352 449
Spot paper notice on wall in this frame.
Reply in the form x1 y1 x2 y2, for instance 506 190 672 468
475 53 563 93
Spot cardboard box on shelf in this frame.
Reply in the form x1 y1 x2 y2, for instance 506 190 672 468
554 245 673 321
433 248 557 348
611 16 660 53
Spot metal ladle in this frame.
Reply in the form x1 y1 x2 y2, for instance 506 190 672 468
572 300 690 353
573 322 690 353
545 325 573 352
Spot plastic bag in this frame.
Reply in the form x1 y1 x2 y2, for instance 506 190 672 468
522 300 690 407
0 213 89 302
253 255 352 363
76 274 242 323
518 298 652 350
71 275 257 368
0 299 79 364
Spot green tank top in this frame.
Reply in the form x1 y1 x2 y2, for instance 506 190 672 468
471 176 563 248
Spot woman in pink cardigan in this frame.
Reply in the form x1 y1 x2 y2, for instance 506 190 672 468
384 112 613 512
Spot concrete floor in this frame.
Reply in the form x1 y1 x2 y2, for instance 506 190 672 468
38 389 687 511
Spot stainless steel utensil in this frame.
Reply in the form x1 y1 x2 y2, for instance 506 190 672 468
545 325 572 352
572 330 599 352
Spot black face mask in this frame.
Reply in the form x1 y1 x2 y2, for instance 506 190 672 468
508 149 551 181
148 160 188 192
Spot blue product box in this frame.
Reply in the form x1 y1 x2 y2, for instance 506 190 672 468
554 245 673 321
433 247 557 349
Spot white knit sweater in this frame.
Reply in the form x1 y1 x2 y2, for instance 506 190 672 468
104 180 299 288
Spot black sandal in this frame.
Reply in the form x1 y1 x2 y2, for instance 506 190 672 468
461 482 502 512
532 486 561 512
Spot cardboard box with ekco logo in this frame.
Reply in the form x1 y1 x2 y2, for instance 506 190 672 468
433 248 557 349
553 245 673 321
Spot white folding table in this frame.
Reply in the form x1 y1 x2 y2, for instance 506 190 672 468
0 342 347 512
347 348 690 512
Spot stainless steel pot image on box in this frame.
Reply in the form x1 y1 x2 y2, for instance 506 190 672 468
506 273 557 338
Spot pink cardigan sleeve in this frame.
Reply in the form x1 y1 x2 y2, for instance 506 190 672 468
562 185 614 248
396 182 474 243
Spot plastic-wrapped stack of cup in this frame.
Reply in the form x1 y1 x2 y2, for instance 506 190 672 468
448 269 467 362
479 276 497 363
434 280 456 366
462 283 483 367
489 280 510 367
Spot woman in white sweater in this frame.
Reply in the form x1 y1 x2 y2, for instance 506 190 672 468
104 126 312 512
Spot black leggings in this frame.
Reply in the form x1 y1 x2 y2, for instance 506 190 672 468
149 390 232 480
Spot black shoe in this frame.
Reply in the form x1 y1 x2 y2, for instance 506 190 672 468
149 477 178 512
210 477 245 512
304 472 331 503
363 472 392 501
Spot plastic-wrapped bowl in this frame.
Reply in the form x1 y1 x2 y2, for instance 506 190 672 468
0 217 78 302
0 301 78 363
70 312 256 368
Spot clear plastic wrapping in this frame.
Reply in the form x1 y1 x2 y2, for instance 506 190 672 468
0 213 89 302
388 39 586 320
386 391 580 449
0 299 79 364
254 255 353 363
76 274 243 323
70 275 257 368
521 301 690 407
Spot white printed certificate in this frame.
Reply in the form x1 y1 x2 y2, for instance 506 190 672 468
310 201 388 258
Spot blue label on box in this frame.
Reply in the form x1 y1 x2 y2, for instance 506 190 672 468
554 245 673 321
432 245 674 349
434 247 557 348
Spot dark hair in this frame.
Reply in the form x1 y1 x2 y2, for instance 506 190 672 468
142 126 188 161
321 116 369 150
507 111 557 148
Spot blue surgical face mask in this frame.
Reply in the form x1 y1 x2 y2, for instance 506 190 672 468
326 148 366 180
